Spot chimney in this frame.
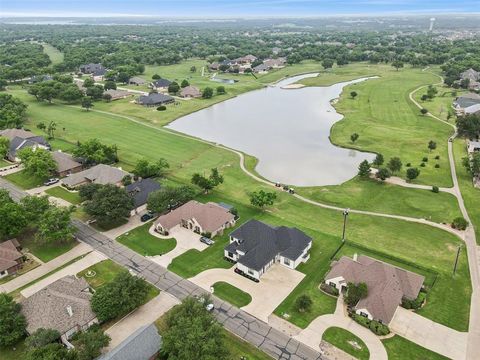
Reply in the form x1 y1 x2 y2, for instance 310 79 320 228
353 253 358 262
66 306 73 317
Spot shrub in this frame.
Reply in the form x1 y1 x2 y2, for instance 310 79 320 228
295 294 313 313
345 282 368 306
320 282 339 296
435 155 440 160
201 231 212 239
351 314 390 335
402 292 426 310
422 157 428 162
420 162 426 167
432 186 439 193
452 217 468 230
156 105 166 111
435 164 440 168
406 162 411 167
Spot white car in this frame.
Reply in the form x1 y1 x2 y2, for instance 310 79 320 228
43 178 60 186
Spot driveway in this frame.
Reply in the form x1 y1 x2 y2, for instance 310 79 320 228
105 292 179 351
26 182 61 195
390 307 467 360
148 225 207 267
189 264 305 322
21 250 107 298
103 212 149 239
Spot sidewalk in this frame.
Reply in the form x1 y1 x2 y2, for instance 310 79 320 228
21 250 107 298
0 242 92 293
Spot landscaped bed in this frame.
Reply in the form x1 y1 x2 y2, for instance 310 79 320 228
382 335 449 360
45 186 82 205
213 281 252 308
322 326 370 360
116 223 176 256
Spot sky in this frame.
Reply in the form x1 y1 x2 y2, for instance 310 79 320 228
0 0 479 17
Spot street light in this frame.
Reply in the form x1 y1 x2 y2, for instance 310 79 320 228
342 208 350 242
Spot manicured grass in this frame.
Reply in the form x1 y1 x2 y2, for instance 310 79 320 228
77 259 126 289
45 186 81 205
116 222 177 256
18 232 77 262
0 340 28 360
213 281 252 308
322 326 370 360
301 64 454 187
0 159 11 168
382 335 449 360
4 170 45 189
41 43 64 65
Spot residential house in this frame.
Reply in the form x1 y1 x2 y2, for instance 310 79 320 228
224 219 312 280
460 68 480 82
128 76 146 86
263 58 286 69
137 93 174 107
97 323 162 360
150 79 172 92
469 80 480 92
126 178 161 214
52 150 83 177
62 164 129 188
28 75 53 84
464 103 480 116
453 93 480 115
154 200 236 237
104 89 133 101
0 129 50 162
468 140 480 154
324 255 425 324
79 63 105 75
21 276 98 345
180 85 201 98
272 47 282 55
0 239 23 279
253 63 270 74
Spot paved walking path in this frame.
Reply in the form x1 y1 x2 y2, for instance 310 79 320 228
294 296 388 360
21 250 107 298
0 242 92 293
105 292 179 351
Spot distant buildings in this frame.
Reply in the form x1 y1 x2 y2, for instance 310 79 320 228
180 85 201 98
137 93 174 107
79 63 107 81
128 76 146 86
150 79 172 92
0 239 23 279
0 128 50 162
210 55 286 74
453 93 480 116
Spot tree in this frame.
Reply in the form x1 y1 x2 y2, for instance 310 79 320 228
420 108 428 115
321 58 334 69
152 74 161 80
421 94 428 101
428 140 437 152
84 185 133 225
25 328 60 349
83 78 94 87
17 147 57 179
102 93 112 102
117 72 130 84
249 190 277 209
25 343 77 360
345 282 368 306
73 139 118 165
78 183 103 201
45 120 57 139
373 153 384 166
36 206 75 244
0 137 9 158
387 157 402 174
392 60 404 71
74 325 110 360
91 271 149 322
452 217 468 230
20 195 51 224
0 93 28 128
375 168 391 181
190 66 196 73
358 160 371 178
350 91 357 99
456 114 480 139
58 85 83 103
406 167 420 181
133 158 169 178
295 294 312 313
147 185 196 213
0 202 27 239
38 86 57 103
81 97 93 111
180 79 189 88
103 80 116 91
426 85 438 99
216 86 226 95
202 87 214 99
168 81 180 94
191 168 223 193
0 78 7 91
161 297 229 360
463 152 480 176
86 85 104 100
350 133 359 143
0 293 27 347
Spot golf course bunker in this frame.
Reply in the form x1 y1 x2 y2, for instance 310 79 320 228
167 74 377 186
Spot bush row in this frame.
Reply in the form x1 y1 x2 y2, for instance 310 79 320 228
351 313 390 336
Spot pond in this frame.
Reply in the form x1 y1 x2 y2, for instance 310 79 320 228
167 74 377 186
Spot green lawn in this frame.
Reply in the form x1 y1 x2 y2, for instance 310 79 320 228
77 259 126 289
18 232 77 262
0 340 28 360
45 186 81 205
41 43 64 65
0 159 11 168
382 336 449 360
4 170 45 189
213 281 252 308
116 222 177 256
322 326 370 360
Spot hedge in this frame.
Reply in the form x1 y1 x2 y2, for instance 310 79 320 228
352 314 390 336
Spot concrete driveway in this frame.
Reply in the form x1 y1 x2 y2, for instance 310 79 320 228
103 212 149 239
189 264 305 322
148 225 207 267
390 307 467 360
105 292 179 351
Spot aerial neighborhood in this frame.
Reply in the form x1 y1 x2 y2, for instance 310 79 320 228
0 10 480 360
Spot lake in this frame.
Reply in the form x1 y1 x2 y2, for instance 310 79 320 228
167 74 377 186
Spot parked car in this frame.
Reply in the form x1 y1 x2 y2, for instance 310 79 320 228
288 188 295 194
43 178 59 186
275 182 282 187
200 237 215 245
141 213 154 222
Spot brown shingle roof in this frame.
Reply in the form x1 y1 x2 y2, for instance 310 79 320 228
0 240 23 272
325 255 424 323
180 85 201 98
62 164 128 187
21 276 96 336
155 200 234 233
52 151 82 174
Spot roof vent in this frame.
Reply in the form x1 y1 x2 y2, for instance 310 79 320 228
353 253 358 261
66 305 73 317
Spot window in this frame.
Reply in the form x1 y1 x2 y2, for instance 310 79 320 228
248 269 254 275
228 252 234 258
283 258 290 266
0 270 6 277
360 312 368 318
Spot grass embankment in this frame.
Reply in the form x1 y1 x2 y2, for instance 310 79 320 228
322 326 370 360
213 281 252 308
7 62 470 332
45 186 82 205
382 336 449 360
41 43 64 65
116 223 177 256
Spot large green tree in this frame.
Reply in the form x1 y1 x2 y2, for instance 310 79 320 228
0 293 27 347
0 202 27 239
0 137 9 158
84 185 133 225
0 93 28 129
20 195 51 224
249 190 277 209
191 168 224 194
25 328 60 349
17 147 57 179
72 139 118 165
36 206 75 244
73 325 110 360
25 343 77 360
147 185 196 213
133 158 169 178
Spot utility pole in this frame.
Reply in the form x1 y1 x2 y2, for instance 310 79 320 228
342 208 350 242
453 245 462 276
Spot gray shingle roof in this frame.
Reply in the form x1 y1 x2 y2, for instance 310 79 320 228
454 93 480 109
151 79 172 88
97 323 162 360
228 219 312 271
52 151 82 174
126 178 161 208
137 93 174 106
62 164 129 187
